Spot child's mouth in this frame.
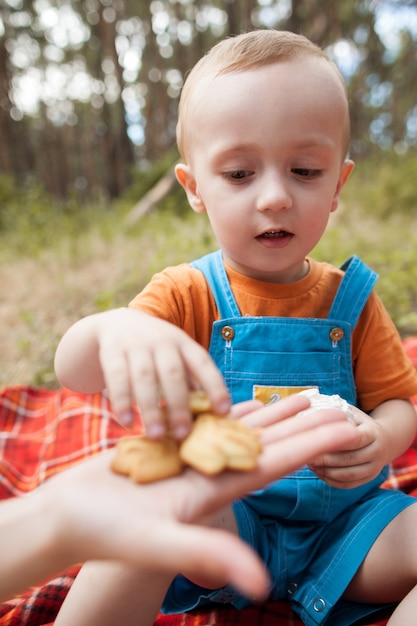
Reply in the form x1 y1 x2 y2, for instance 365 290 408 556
262 231 287 238
256 230 293 247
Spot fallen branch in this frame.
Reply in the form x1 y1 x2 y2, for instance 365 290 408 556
125 169 177 224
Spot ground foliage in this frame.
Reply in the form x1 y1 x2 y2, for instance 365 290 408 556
0 150 416 388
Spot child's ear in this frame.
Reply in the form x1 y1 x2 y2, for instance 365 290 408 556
330 159 354 213
175 164 206 214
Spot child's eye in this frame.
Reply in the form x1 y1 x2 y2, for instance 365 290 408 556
292 168 322 179
223 170 253 182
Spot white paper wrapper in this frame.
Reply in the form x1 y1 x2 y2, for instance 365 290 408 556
298 389 355 423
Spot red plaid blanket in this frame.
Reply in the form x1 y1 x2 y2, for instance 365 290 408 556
1 336 417 625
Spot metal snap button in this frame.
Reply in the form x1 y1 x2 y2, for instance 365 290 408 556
329 327 344 342
287 582 298 595
313 597 326 612
221 325 235 340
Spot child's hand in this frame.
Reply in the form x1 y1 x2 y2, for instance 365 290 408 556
93 309 230 439
309 399 417 488
99 309 230 439
308 407 388 488
55 308 231 440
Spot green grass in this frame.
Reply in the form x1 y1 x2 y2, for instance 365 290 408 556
0 151 416 388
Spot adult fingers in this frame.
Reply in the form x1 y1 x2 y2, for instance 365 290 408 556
118 521 270 601
181 417 357 522
241 394 311 429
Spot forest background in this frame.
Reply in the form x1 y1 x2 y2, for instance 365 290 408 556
0 0 417 388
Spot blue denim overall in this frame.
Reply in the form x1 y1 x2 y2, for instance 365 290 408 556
190 250 384 521
162 251 415 625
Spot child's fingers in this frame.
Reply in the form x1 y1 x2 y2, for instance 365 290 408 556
154 344 193 440
181 341 231 416
99 348 136 427
126 350 168 438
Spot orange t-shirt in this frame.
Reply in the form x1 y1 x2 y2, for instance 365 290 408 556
129 256 417 412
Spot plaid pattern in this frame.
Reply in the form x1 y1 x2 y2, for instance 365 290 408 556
0 386 142 499
1 334 416 625
0 567 80 626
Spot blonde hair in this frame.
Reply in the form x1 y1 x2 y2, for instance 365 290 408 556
176 29 350 161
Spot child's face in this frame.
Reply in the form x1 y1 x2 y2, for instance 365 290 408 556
176 57 354 283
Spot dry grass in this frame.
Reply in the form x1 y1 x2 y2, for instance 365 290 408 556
0 209 216 388
0 233 136 387
1 199 416 390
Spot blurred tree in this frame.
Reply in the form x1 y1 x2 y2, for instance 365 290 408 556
0 30 15 175
0 0 38 179
83 0 135 196
0 0 416 200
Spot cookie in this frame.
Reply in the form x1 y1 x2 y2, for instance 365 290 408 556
188 390 213 415
111 435 184 483
111 391 262 483
180 414 262 475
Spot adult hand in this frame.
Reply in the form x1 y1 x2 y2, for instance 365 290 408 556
4 394 356 602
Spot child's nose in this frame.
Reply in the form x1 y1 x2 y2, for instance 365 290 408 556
256 171 292 212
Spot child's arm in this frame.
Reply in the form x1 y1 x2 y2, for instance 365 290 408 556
310 398 417 488
54 307 231 439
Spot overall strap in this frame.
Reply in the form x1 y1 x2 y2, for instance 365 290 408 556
191 250 241 318
328 255 378 326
